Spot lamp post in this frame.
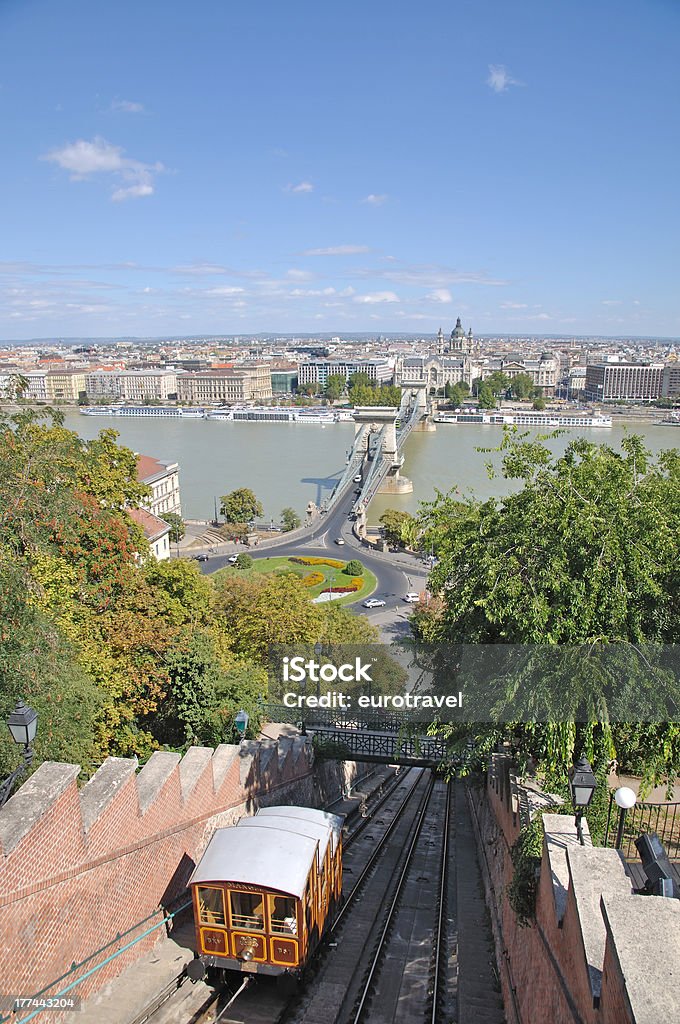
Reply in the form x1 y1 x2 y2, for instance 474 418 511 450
613 786 636 851
0 700 38 808
234 710 249 740
569 754 597 846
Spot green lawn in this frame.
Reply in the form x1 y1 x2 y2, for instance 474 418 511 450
215 554 377 606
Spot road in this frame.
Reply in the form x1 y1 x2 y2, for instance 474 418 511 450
200 475 429 635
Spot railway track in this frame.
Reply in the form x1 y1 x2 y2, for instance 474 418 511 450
277 769 442 1024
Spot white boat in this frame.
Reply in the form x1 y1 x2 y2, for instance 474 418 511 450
434 411 612 428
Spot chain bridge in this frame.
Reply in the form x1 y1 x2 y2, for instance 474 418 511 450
325 385 435 525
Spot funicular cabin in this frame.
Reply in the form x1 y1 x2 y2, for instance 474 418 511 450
189 806 343 978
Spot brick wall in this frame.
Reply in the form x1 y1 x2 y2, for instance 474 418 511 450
0 737 324 1003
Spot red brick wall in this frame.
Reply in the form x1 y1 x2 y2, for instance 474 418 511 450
0 739 315 1002
472 758 639 1024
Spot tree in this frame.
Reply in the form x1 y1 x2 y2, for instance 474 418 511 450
420 432 680 644
477 383 497 409
324 374 346 402
220 488 263 524
296 382 318 397
445 381 470 406
163 512 185 544
348 372 372 391
235 553 253 569
379 509 416 547
344 559 363 576
281 507 301 532
508 373 535 400
533 397 546 411
485 371 511 398
414 432 680 787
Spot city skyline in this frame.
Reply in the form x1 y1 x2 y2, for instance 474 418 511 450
1 0 679 339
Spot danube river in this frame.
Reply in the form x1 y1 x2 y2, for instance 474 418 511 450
60 411 680 523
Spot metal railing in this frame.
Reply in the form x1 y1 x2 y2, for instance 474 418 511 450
603 798 680 861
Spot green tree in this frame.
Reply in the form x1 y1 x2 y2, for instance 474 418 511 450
296 382 318 397
324 374 347 401
415 432 680 787
235 553 253 569
445 381 470 406
348 372 372 390
220 488 264 524
533 396 546 410
509 373 535 400
163 511 185 544
344 559 363 576
379 509 416 547
477 383 497 409
485 371 510 398
281 507 301 532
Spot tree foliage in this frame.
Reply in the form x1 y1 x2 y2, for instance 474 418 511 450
281 507 301 531
220 488 263 524
379 509 416 548
414 431 680 787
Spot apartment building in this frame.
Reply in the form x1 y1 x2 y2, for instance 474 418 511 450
136 454 181 518
176 364 272 403
45 371 87 401
584 363 665 401
117 370 178 402
297 358 393 388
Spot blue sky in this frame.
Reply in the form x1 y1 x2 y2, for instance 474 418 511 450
1 0 679 340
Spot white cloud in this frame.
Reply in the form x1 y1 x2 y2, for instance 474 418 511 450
354 260 507 287
285 181 314 193
205 286 245 296
501 301 528 309
362 193 388 205
43 136 163 201
427 289 452 303
601 299 622 306
111 99 144 113
290 287 338 297
304 245 370 256
486 64 523 93
353 291 400 304
286 268 313 281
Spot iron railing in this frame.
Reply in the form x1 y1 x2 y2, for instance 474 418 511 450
603 796 680 861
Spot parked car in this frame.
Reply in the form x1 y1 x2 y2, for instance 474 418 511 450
363 598 386 609
403 592 420 603
334 538 346 545
194 553 209 562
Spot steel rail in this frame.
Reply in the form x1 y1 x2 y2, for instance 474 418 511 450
350 774 439 1023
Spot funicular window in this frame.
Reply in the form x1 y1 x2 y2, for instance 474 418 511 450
268 895 298 935
197 886 226 926
229 891 265 931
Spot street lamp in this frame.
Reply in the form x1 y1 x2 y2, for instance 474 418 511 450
569 754 597 846
613 786 636 850
0 700 38 808
234 710 249 739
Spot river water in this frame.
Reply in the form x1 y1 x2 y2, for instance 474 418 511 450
60 411 680 523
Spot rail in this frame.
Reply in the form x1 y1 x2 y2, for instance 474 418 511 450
603 797 680 861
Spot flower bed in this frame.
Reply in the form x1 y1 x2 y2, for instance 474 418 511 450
290 556 346 569
322 577 363 594
301 571 325 587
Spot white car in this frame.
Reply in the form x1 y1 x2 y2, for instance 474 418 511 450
334 538 345 545
227 554 239 564
363 598 386 609
353 475 362 483
403 592 420 603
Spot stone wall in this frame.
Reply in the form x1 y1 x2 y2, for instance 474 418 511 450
470 754 680 1024
0 736 352 1005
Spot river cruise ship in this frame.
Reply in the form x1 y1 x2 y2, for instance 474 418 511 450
434 411 612 428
